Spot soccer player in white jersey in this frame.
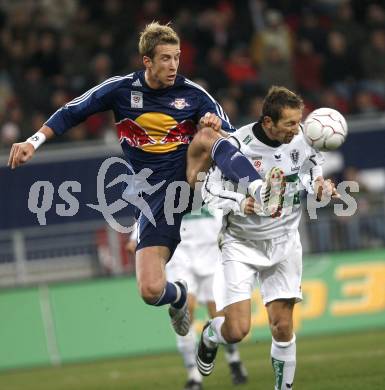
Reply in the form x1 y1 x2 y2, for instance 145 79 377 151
166 208 248 390
195 86 339 390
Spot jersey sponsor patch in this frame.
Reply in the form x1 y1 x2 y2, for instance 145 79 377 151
251 155 263 171
253 159 262 170
242 134 253 145
131 91 143 108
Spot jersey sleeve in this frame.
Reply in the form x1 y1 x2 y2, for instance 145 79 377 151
299 149 324 194
45 77 121 135
202 166 246 215
183 78 235 132
198 92 235 132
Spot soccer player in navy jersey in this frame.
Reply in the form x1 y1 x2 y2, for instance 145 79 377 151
8 22 284 336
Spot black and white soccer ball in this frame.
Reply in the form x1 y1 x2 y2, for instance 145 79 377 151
303 107 348 151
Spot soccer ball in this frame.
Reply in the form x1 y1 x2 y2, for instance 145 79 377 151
303 108 348 151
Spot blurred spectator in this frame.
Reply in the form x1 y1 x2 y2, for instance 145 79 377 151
178 38 197 77
30 112 46 133
0 61 14 115
197 46 230 94
38 0 77 30
135 0 166 30
16 66 52 116
0 121 20 149
68 4 98 53
174 9 198 76
240 95 264 125
365 3 385 32
65 124 88 142
50 89 70 112
318 88 349 114
337 166 385 250
258 45 294 90
352 91 382 117
360 29 385 97
30 31 61 79
218 96 240 125
97 0 134 39
331 1 364 50
322 31 361 98
225 46 257 85
296 9 326 54
87 53 113 86
251 9 293 66
293 38 323 96
0 107 23 146
59 34 89 92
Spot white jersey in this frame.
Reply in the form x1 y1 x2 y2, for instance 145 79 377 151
202 122 323 242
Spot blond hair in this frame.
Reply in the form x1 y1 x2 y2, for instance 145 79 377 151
138 22 180 58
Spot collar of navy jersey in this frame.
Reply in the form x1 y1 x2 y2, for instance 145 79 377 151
252 121 281 148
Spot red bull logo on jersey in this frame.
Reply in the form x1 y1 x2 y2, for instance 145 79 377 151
117 113 197 153
117 118 157 147
170 98 190 110
161 120 196 145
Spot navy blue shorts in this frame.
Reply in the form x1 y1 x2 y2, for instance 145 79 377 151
135 182 194 256
122 144 197 257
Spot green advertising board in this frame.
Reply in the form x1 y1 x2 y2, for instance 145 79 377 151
0 249 384 370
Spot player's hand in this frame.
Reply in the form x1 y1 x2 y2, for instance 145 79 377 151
240 197 257 215
7 142 35 170
199 112 222 132
315 177 340 201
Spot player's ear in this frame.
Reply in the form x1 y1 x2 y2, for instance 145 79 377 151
143 56 152 69
263 116 273 128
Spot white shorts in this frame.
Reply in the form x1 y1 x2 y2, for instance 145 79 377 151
166 258 215 304
214 231 303 311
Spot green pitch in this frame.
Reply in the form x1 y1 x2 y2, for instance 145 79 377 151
1 328 384 390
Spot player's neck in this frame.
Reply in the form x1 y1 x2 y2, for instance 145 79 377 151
254 122 281 147
261 124 281 144
144 70 163 89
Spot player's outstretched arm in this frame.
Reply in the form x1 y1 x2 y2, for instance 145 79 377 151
7 125 55 170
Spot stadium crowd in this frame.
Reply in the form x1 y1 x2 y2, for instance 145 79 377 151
0 0 385 148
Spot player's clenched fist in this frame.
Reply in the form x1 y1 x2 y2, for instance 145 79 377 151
314 177 339 201
199 112 222 132
7 126 53 169
7 142 35 170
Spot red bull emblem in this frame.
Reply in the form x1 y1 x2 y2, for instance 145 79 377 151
171 98 190 110
161 120 197 144
117 118 156 147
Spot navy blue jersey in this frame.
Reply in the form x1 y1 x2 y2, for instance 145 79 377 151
46 70 234 162
46 70 234 249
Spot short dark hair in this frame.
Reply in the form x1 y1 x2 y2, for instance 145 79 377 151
262 86 304 123
139 22 180 59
